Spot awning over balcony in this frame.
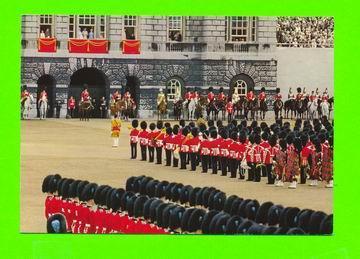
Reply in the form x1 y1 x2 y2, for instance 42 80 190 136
68 39 109 53
122 40 141 54
38 38 57 52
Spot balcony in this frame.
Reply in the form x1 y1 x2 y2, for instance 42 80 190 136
225 42 259 53
165 42 207 52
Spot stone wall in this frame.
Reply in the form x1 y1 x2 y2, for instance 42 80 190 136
21 57 277 118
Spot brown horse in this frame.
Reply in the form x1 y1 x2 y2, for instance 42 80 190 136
157 99 167 120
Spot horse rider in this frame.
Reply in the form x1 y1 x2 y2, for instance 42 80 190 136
315 88 320 99
124 89 131 101
113 90 121 102
217 87 226 102
302 87 308 99
275 87 282 101
232 87 240 104
288 87 295 100
157 88 167 108
185 88 192 106
309 90 317 103
258 87 266 103
207 87 215 103
191 89 199 102
81 86 91 103
38 89 48 105
21 86 30 103
322 88 329 102
296 87 303 101
246 87 255 102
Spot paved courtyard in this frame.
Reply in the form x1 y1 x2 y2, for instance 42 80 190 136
20 118 333 233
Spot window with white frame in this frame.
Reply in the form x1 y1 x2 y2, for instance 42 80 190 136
68 15 107 39
234 79 247 96
168 16 183 42
39 15 54 38
166 78 182 102
228 16 257 42
123 16 137 40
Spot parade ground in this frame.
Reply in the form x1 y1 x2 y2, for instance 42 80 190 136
20 118 333 233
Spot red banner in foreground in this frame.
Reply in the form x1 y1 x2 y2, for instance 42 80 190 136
122 40 141 54
68 39 109 53
38 38 57 52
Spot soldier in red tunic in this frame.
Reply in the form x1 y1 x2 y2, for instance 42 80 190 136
147 123 156 163
129 120 139 159
185 88 192 106
252 134 265 182
237 131 248 180
163 127 174 166
300 134 314 184
67 96 76 118
219 129 232 176
246 88 255 102
191 89 199 101
154 121 165 164
81 85 90 102
209 129 222 175
172 125 181 168
226 99 234 123
285 136 301 189
188 127 201 171
200 130 211 173
309 140 322 187
217 87 226 102
260 132 271 179
207 87 215 103
228 131 239 178
179 127 190 170
321 134 333 188
138 121 149 161
274 139 287 187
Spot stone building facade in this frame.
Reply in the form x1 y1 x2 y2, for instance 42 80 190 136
21 15 277 118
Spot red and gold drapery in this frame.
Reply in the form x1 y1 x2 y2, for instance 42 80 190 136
38 38 57 52
122 40 141 54
68 39 109 53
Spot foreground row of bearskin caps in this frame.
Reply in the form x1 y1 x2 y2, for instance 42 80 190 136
43 174 332 234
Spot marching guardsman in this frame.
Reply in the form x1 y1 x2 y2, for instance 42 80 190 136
113 90 121 101
228 131 239 178
179 127 190 170
322 136 333 188
154 121 165 164
295 87 303 101
111 114 122 147
163 127 174 166
217 87 226 101
252 134 265 182
285 137 302 189
129 120 139 159
138 121 149 161
322 88 329 102
288 87 295 100
219 129 232 176
172 125 181 167
258 87 266 103
188 127 201 171
274 139 287 187
81 85 90 102
246 88 255 102
308 140 322 187
192 89 199 101
260 132 271 178
207 87 215 103
147 123 156 162
200 130 211 173
226 99 234 123
236 131 248 180
68 96 76 118
209 129 222 175
264 134 279 184
300 134 314 184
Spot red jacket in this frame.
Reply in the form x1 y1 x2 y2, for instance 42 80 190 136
173 133 184 151
247 91 255 102
185 92 192 100
226 102 234 113
228 141 240 159
260 141 271 164
301 141 314 166
180 136 190 153
188 136 201 153
219 138 233 157
258 92 266 101
138 130 149 146
208 92 215 101
217 92 225 101
163 134 175 150
200 139 211 155
130 128 140 143
275 93 282 101
154 130 165 147
209 137 223 156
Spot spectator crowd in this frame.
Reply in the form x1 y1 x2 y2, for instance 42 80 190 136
277 17 334 48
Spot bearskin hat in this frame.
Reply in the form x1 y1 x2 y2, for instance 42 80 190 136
139 176 153 195
297 87 302 93
80 183 98 202
110 188 125 212
188 208 207 233
261 87 265 92
134 195 150 218
245 200 260 220
42 175 54 193
180 208 196 232
237 219 255 234
255 201 274 224
201 210 221 234
179 185 193 204
171 183 184 202
225 215 244 235
169 206 186 231
140 121 147 130
219 87 224 93
143 198 157 221
47 214 67 233
208 87 214 92
156 120 163 130
208 212 227 234
162 204 179 229
276 88 280 93
132 119 139 128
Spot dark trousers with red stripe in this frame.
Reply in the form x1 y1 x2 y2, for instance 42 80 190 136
165 149 172 166
190 152 197 171
211 156 218 174
201 155 209 173
229 158 238 178
220 157 228 176
180 152 187 169
131 143 137 159
140 145 147 161
148 146 155 162
155 147 162 164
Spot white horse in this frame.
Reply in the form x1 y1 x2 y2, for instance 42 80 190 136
187 98 198 121
320 101 330 119
307 100 318 120
38 96 48 120
21 94 34 120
